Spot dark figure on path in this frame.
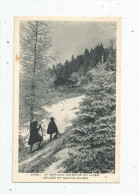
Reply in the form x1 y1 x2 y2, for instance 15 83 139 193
47 117 58 141
28 121 43 153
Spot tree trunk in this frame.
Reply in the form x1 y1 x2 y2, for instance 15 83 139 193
30 21 39 123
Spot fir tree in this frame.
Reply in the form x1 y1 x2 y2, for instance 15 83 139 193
64 60 70 78
84 48 90 58
64 62 116 173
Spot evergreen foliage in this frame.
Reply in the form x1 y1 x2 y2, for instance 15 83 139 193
52 42 116 80
63 61 116 173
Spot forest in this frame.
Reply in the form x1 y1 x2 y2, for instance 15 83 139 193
19 20 116 173
52 41 115 80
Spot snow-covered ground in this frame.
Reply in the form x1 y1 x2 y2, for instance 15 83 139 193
20 95 85 144
44 148 69 173
43 95 85 136
19 95 85 173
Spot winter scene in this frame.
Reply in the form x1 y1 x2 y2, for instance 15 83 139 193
18 19 117 174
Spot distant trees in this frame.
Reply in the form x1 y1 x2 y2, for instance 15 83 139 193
64 62 116 173
20 21 52 126
52 42 116 80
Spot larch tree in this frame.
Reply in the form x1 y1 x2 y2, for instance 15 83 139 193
20 20 52 126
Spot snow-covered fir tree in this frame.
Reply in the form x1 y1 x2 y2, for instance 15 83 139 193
64 62 116 173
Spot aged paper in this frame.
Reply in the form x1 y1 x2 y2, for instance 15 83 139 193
13 17 121 182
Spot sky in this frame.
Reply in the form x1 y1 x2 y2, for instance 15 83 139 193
48 21 116 64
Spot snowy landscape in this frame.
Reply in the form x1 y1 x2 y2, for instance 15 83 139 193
19 20 116 173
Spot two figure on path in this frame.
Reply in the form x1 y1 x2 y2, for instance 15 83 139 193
28 117 59 153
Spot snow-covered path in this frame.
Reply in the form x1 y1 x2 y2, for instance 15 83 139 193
43 95 85 134
20 95 85 141
19 95 85 173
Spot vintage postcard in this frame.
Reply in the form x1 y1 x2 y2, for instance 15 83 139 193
13 17 121 182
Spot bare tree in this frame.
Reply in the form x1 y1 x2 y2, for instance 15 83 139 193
20 20 52 125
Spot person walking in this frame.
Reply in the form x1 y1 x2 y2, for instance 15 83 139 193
28 121 43 153
47 117 59 141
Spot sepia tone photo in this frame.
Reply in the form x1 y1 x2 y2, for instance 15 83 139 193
13 17 121 182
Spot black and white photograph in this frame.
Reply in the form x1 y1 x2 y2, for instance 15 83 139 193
13 17 121 182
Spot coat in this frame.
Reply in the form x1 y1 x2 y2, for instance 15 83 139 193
47 121 58 134
28 125 43 145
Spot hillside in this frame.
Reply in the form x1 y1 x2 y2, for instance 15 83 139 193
19 95 85 172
